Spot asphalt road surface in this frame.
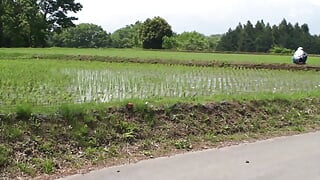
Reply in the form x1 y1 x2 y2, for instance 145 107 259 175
61 131 320 180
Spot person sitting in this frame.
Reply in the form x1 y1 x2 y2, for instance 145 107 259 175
292 47 308 65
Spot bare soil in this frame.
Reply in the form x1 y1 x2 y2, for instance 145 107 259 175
33 54 320 72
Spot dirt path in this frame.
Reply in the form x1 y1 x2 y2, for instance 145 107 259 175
33 54 320 72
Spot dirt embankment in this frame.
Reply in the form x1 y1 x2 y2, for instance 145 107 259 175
33 54 320 71
1 98 320 178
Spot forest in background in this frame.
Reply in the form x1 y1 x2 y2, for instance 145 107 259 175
1 0 319 53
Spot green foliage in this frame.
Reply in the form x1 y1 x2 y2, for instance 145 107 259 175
134 102 156 127
174 139 192 150
1 95 320 177
117 121 138 142
59 104 84 122
163 32 217 51
85 147 100 159
111 22 142 48
140 16 173 49
217 19 320 54
51 23 111 48
207 35 221 50
269 46 294 54
0 144 12 167
39 142 54 155
16 104 32 119
176 31 210 51
2 124 23 140
162 36 178 49
42 159 54 174
0 0 82 47
17 162 35 176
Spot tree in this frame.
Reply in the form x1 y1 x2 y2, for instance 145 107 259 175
38 0 82 32
238 21 255 52
207 34 221 50
111 21 142 48
216 23 243 52
139 16 173 49
255 22 273 52
0 0 82 47
217 19 320 53
51 23 111 48
0 0 4 47
176 31 209 51
162 36 178 49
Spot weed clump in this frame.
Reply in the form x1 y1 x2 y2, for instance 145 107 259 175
0 144 12 167
16 104 32 120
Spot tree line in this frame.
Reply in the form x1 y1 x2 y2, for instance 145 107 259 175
1 1 319 54
217 19 320 54
49 17 221 51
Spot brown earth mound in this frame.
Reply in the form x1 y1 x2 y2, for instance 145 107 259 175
33 54 320 72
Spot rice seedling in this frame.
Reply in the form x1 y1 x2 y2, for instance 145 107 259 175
0 59 319 107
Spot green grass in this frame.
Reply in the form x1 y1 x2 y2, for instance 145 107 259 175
1 59 320 110
2 96 320 178
1 48 320 65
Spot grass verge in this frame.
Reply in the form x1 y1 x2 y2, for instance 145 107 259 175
1 97 320 178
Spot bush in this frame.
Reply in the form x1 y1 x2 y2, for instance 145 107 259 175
59 104 84 122
162 36 178 49
269 46 294 54
16 104 32 119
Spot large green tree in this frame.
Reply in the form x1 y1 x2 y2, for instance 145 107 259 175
50 23 111 48
0 0 82 47
111 21 142 48
38 0 82 32
139 16 173 49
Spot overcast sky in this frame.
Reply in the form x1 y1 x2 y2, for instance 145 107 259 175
74 0 320 35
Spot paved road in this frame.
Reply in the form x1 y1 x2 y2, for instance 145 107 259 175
61 132 320 180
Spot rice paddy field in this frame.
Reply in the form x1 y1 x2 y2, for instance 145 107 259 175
0 48 320 109
2 48 320 178
1 47 320 65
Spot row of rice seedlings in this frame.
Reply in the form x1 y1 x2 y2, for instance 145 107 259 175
62 64 320 103
1 59 320 106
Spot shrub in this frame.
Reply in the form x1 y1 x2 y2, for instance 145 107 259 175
269 46 294 54
59 104 84 122
16 104 32 120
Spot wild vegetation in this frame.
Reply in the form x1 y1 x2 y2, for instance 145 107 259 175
1 96 320 178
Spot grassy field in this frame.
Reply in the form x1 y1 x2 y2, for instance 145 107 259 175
1 48 320 65
1 59 320 109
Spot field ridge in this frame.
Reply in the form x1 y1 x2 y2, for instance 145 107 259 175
30 54 320 72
